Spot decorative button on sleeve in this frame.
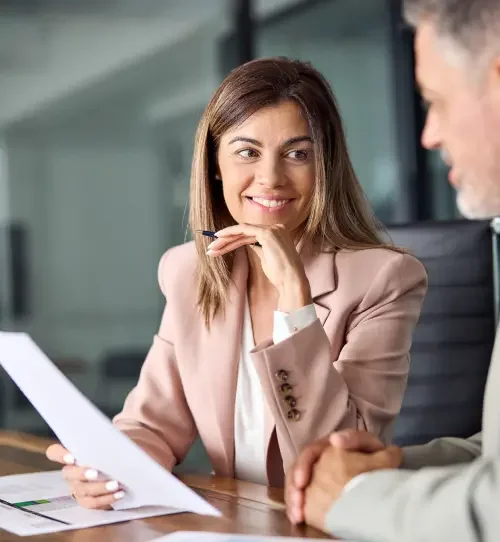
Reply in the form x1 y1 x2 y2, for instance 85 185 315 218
275 369 289 382
279 383 293 394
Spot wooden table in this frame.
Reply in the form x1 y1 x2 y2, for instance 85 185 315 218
0 432 329 541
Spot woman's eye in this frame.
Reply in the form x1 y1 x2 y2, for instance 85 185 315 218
237 148 259 159
287 149 310 161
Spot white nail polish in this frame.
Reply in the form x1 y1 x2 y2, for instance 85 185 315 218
105 480 119 492
207 241 215 249
84 469 99 481
114 491 125 500
206 250 213 256
63 454 75 465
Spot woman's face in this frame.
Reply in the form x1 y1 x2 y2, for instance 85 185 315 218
217 100 316 233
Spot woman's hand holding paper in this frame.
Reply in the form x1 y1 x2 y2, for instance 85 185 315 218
46 443 125 510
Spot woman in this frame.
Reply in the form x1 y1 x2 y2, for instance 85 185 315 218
47 57 427 508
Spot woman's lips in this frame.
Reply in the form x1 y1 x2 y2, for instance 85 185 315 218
246 196 294 212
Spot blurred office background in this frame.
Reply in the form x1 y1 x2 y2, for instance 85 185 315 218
0 0 465 471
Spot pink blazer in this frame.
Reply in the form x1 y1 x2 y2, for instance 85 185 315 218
113 242 427 486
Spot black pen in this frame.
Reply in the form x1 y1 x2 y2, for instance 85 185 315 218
196 230 262 247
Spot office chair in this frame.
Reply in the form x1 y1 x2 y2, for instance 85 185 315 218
388 219 498 446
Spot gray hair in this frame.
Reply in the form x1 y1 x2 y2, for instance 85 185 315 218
403 0 500 58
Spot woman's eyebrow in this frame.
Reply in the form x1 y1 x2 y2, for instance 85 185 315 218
282 136 312 146
228 136 262 146
227 135 312 146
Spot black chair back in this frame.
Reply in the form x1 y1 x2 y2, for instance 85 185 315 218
387 220 496 446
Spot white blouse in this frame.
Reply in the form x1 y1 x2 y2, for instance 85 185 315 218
234 298 317 484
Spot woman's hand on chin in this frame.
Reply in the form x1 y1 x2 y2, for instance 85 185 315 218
207 223 312 312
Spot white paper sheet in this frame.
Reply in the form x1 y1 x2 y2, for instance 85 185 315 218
0 332 220 517
153 532 332 542
0 470 178 537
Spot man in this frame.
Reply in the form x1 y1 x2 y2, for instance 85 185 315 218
285 1 500 540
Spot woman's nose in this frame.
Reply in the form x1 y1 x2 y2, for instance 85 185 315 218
256 158 284 188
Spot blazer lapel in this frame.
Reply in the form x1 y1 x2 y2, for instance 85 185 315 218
303 247 337 324
204 249 247 476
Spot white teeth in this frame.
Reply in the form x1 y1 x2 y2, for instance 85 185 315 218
252 197 289 208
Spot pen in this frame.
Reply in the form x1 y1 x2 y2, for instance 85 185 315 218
196 230 262 247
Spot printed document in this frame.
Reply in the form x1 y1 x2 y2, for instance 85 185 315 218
0 332 220 517
0 470 178 536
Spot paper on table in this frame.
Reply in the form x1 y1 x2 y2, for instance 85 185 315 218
152 532 332 542
0 470 178 537
0 332 220 517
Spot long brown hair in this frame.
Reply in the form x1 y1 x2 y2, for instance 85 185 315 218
189 57 398 327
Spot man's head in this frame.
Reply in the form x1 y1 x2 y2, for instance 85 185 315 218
404 0 500 218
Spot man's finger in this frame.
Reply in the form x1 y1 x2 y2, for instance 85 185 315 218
46 444 75 465
285 476 304 525
371 446 403 470
292 438 329 489
330 430 385 453
288 488 305 524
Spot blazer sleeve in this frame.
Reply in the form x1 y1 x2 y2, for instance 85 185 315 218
113 251 197 471
250 252 427 471
325 453 498 542
402 432 482 469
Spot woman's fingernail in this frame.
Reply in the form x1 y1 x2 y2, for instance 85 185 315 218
105 480 119 492
114 491 125 500
207 241 216 249
206 250 213 256
63 454 75 465
84 469 99 481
